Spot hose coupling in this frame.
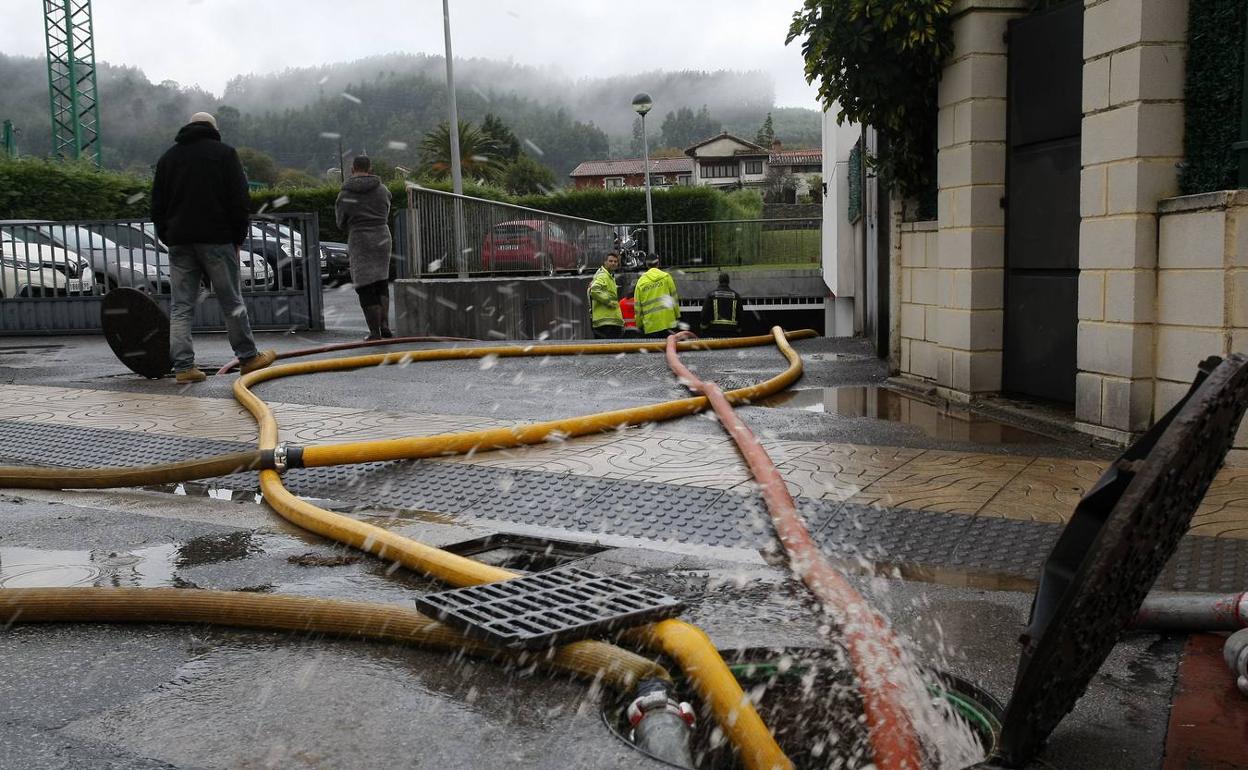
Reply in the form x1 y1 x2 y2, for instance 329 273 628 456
1225 628 1248 696
626 678 696 768
626 688 696 730
269 443 306 473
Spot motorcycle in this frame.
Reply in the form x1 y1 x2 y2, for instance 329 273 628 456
613 227 649 272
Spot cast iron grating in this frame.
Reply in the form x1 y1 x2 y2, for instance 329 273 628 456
412 566 685 650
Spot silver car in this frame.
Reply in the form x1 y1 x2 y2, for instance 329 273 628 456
0 240 78 297
8 221 166 293
0 223 96 295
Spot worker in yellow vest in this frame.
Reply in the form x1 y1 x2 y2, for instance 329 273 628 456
587 252 622 338
634 254 680 338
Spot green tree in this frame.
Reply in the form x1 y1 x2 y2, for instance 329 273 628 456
630 117 645 156
419 120 505 182
502 154 557 195
660 105 720 150
237 146 280 186
755 112 775 147
275 167 321 188
787 0 954 198
481 113 521 162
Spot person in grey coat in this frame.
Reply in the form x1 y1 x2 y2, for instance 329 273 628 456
335 155 394 339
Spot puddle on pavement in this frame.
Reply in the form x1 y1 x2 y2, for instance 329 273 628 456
758 386 1054 444
0 532 288 589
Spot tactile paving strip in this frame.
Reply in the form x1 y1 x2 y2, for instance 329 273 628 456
1 418 1244 591
412 566 685 649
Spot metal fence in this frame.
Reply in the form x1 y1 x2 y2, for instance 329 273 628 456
402 185 618 276
620 217 821 269
0 213 323 334
399 185 821 276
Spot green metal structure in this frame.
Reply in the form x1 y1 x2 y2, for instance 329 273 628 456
43 0 102 165
2 120 16 159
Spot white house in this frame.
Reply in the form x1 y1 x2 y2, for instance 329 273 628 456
685 132 770 189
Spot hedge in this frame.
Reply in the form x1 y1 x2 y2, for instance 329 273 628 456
1181 0 1247 194
0 158 149 221
0 158 764 250
251 181 763 244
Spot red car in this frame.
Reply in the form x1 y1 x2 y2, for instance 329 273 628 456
481 220 582 272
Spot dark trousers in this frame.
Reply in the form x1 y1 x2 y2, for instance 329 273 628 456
592 324 622 339
646 330 673 339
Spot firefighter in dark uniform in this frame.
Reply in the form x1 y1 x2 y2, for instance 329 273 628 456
700 272 743 337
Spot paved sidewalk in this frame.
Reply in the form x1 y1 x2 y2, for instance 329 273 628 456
3 382 1247 539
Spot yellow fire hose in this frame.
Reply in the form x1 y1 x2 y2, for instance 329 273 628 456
1 329 817 770
0 587 668 692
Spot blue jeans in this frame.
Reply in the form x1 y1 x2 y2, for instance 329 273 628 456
169 243 260 372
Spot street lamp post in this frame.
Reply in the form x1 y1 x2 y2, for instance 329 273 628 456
632 92 655 257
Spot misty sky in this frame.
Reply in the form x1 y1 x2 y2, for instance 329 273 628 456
0 0 820 108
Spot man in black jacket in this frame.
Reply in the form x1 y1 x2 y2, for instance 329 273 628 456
700 272 743 337
151 111 274 383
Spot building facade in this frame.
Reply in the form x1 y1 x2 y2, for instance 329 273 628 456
825 0 1246 449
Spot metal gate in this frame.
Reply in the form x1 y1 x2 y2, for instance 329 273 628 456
0 213 323 334
1002 1 1083 402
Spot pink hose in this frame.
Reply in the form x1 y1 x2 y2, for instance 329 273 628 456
664 329 924 770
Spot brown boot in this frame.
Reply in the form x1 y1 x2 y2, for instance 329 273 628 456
176 367 206 384
239 350 277 375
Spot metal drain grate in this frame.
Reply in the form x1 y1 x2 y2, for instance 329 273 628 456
413 567 685 649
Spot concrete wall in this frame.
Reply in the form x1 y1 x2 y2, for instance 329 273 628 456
395 276 592 340
1153 191 1248 452
395 269 827 339
822 108 863 338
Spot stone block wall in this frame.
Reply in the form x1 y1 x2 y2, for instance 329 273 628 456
1075 0 1188 439
1153 191 1248 450
893 0 1025 397
897 221 941 378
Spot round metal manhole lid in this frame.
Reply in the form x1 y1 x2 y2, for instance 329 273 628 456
101 288 171 379
996 354 1248 767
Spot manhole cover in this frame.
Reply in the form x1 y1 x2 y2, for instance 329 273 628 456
996 354 1248 766
101 287 170 379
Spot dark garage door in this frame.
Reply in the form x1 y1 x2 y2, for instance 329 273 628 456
1003 1 1082 403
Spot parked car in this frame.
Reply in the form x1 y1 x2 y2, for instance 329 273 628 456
86 221 273 291
243 223 305 288
0 241 78 297
480 220 582 273
9 221 163 293
319 241 350 285
0 221 97 295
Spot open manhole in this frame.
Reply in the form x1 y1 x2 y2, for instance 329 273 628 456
602 646 1003 770
442 533 608 572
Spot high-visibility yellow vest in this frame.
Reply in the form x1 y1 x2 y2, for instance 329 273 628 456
706 288 740 328
634 267 679 334
587 266 622 327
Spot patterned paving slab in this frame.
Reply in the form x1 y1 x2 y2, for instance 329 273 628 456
2 383 1248 539
0 417 1244 592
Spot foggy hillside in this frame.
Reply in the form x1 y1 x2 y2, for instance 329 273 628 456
221 53 782 137
0 51 822 181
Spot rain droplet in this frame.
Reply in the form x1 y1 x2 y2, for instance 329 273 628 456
272 195 290 209
126 192 145 205
479 354 498 370
320 131 341 139
340 92 362 104
428 259 443 272
388 140 408 151
523 139 544 156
